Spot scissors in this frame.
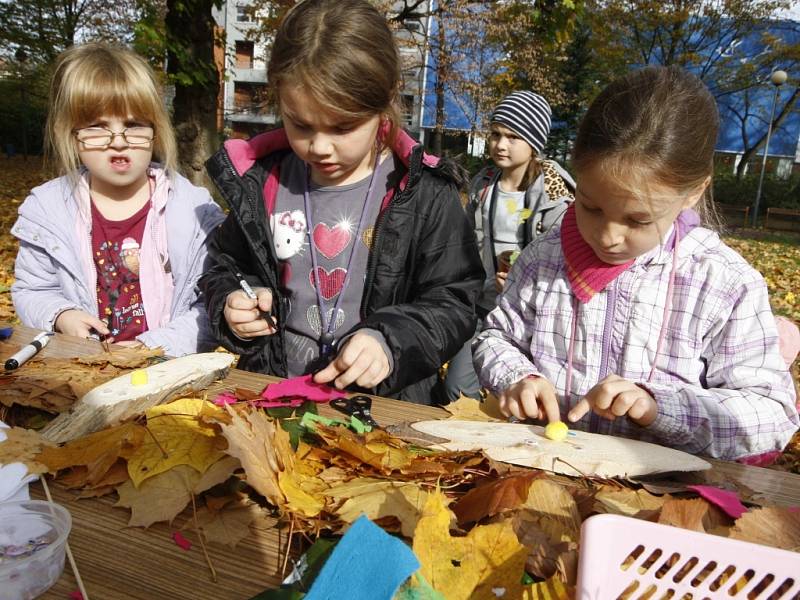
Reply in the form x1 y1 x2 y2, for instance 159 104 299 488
329 395 379 428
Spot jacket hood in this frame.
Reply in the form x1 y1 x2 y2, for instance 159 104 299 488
222 127 441 178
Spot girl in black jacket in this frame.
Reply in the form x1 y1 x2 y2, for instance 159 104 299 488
199 0 483 404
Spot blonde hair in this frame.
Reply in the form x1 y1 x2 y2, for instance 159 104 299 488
46 42 177 177
267 0 404 149
573 65 719 226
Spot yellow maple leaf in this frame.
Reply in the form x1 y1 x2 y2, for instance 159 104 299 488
278 470 325 517
443 394 504 422
523 576 572 600
126 398 226 487
326 478 428 537
412 490 528 600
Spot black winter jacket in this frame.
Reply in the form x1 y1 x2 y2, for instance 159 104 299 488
199 128 484 404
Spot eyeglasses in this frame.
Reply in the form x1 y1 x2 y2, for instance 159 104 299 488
73 125 155 147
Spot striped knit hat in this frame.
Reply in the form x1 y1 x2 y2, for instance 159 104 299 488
490 91 552 154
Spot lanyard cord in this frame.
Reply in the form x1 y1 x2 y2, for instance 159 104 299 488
302 151 381 355
563 226 682 405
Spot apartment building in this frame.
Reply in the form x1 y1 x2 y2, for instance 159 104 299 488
213 1 427 139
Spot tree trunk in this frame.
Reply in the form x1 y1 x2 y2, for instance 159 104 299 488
165 0 220 185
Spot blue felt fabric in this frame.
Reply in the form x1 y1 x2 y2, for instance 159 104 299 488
305 515 420 600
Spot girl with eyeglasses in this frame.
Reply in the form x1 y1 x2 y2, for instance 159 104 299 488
11 43 225 356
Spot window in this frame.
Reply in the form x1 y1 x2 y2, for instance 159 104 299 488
236 3 252 22
234 82 267 113
235 41 254 69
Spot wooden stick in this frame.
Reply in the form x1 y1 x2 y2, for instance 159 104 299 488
41 476 90 600
190 492 218 583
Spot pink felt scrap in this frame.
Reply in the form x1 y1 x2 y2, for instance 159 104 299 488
213 392 239 406
262 374 347 402
172 531 192 551
687 485 747 519
69 591 84 600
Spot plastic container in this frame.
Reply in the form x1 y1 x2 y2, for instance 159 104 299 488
0 500 71 600
577 514 800 600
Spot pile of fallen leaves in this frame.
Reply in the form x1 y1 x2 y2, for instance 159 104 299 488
2 366 799 599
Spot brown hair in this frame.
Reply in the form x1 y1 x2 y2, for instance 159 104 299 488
267 0 403 148
46 42 177 177
572 65 719 224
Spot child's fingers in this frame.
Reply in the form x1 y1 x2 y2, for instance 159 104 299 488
226 290 256 310
518 386 542 420
610 389 642 417
538 383 561 424
567 398 591 422
84 315 110 335
255 288 273 312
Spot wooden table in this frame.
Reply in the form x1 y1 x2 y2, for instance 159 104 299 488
2 326 799 599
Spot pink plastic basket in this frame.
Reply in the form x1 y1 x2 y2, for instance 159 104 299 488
577 514 800 600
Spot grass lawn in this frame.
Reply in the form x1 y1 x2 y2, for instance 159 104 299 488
0 155 798 471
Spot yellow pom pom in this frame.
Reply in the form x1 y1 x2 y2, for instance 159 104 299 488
130 369 149 386
544 421 569 442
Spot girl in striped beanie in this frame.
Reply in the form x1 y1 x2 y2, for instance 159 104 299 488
442 91 575 402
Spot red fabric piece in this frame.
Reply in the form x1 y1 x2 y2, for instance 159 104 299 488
560 204 634 304
172 531 192 551
687 485 747 519
69 591 84 600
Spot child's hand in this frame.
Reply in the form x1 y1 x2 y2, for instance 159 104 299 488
567 374 657 426
313 332 390 390
498 376 561 422
494 272 508 293
55 309 110 339
223 288 277 338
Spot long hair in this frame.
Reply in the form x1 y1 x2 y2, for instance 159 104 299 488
267 0 404 149
46 42 177 178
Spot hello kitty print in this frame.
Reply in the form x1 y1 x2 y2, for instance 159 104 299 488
271 153 391 376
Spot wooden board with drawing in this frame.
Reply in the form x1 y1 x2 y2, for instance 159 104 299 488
411 419 712 478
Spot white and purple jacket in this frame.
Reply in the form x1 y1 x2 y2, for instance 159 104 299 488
11 166 225 356
473 222 799 460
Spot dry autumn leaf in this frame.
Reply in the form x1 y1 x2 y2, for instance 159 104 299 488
523 576 572 600
115 457 239 527
658 497 710 533
452 470 542 526
730 507 800 551
218 405 292 506
412 490 528 600
594 486 666 517
127 398 226 487
522 478 582 544
37 421 145 484
442 394 504 422
326 478 428 537
189 502 264 548
0 426 52 473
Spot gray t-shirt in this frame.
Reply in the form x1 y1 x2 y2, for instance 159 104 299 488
273 153 394 376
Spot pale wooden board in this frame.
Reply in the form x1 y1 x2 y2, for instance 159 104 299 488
41 353 235 442
411 420 711 478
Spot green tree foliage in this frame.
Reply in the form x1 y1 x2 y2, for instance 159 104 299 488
585 0 800 180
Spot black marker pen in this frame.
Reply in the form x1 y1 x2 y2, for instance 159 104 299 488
4 332 54 370
237 276 277 328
